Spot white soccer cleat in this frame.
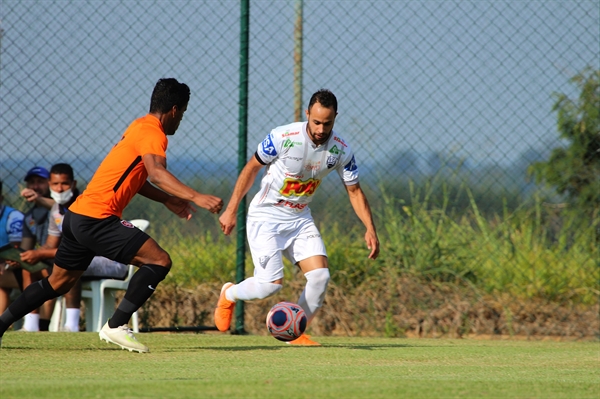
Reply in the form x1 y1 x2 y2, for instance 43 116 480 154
99 321 149 353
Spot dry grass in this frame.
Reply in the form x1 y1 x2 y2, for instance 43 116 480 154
129 275 598 340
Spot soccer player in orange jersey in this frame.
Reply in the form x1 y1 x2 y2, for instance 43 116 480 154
0 78 223 352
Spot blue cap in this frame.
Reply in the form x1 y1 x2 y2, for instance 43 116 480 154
24 166 50 181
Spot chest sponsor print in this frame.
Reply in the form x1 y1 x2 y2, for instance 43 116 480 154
279 177 322 197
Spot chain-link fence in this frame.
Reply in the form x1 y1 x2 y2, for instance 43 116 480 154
1 1 598 339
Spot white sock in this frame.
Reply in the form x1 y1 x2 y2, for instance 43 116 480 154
226 277 282 301
64 308 80 332
297 268 330 324
23 313 40 332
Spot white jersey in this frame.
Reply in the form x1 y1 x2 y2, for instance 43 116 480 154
248 121 359 222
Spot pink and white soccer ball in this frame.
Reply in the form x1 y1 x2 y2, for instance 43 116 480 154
266 301 307 341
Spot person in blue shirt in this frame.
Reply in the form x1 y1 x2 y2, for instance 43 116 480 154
0 180 24 314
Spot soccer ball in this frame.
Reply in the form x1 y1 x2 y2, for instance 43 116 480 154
266 301 307 342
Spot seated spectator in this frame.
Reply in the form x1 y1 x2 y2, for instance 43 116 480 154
19 166 54 331
20 163 128 332
0 180 24 314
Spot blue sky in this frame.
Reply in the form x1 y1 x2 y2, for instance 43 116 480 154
1 1 598 187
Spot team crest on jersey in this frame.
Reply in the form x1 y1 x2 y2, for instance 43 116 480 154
326 155 338 169
121 220 134 228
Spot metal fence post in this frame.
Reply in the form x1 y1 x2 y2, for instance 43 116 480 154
234 0 250 335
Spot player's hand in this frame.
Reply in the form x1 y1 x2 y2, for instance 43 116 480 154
193 194 224 215
365 230 380 260
219 209 237 235
164 196 196 220
20 250 42 265
21 188 40 203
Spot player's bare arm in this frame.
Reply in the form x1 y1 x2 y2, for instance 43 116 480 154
141 153 223 215
219 156 265 235
345 183 380 260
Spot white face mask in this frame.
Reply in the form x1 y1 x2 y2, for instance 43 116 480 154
50 187 73 205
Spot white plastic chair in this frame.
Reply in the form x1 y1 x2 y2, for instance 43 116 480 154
79 218 150 332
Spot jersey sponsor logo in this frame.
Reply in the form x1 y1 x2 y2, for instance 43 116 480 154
26 215 36 233
326 155 338 169
306 233 321 239
54 212 63 230
279 178 321 197
275 200 308 210
285 172 304 179
8 219 22 235
121 220 134 228
261 134 277 156
329 145 345 155
283 138 302 148
334 136 347 147
281 130 300 137
304 162 321 171
344 155 358 172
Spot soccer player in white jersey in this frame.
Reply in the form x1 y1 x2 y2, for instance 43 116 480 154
215 89 380 345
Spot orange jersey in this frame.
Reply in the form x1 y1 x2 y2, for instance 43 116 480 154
69 114 168 219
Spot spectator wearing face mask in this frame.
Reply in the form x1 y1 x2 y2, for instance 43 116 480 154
19 163 129 332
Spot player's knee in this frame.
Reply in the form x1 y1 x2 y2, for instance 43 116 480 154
50 279 77 296
257 281 282 299
306 268 330 287
154 251 172 269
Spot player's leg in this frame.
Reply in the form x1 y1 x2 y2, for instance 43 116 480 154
107 236 170 329
286 219 329 346
214 220 286 331
20 269 42 331
98 237 168 353
296 255 330 324
0 265 83 337
38 268 55 332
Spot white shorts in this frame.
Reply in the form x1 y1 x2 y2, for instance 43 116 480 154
246 217 327 283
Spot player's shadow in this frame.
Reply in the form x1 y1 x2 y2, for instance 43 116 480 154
166 343 416 352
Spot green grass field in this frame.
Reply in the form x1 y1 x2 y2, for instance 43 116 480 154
1 333 597 398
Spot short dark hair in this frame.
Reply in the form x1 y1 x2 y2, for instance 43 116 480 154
149 78 190 113
308 89 337 113
50 163 74 181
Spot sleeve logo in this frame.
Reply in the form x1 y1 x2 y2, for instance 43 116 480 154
261 134 277 156
344 155 357 172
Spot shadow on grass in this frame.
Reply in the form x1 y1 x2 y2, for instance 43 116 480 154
162 343 418 352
